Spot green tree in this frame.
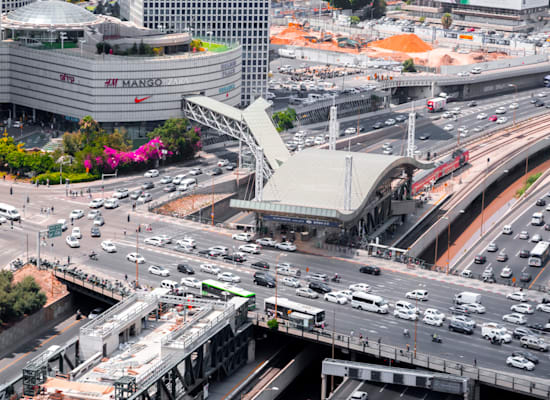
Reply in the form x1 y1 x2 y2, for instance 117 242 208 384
0 272 46 325
330 0 351 9
419 16 425 23
267 318 279 330
147 118 200 160
350 16 360 25
402 58 416 72
139 40 146 55
441 13 452 29
272 108 297 132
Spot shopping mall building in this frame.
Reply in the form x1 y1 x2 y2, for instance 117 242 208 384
0 0 242 139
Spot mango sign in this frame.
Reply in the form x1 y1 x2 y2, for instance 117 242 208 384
459 34 473 40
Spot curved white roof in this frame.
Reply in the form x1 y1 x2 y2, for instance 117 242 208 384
6 0 98 26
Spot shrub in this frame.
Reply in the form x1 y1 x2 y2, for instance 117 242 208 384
267 318 279 330
32 172 100 185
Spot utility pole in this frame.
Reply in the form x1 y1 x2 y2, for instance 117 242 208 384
211 173 215 226
136 226 139 287
406 101 415 158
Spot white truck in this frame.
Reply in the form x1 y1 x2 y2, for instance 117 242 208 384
454 291 482 305
426 97 446 112
278 48 296 59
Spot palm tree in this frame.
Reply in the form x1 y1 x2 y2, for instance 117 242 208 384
441 13 452 30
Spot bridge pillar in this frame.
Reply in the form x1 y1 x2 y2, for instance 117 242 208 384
320 374 327 400
247 338 256 364
467 380 480 400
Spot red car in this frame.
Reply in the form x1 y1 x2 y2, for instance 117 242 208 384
488 115 498 122
466 27 475 32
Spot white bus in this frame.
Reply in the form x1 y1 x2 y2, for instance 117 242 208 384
264 297 325 327
351 292 389 314
0 203 20 221
529 241 550 267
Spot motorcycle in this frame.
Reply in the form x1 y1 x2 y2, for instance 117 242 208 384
330 276 341 283
431 335 442 343
89 252 98 261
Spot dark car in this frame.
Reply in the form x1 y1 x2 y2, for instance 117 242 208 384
309 281 331 294
223 254 246 263
177 263 195 274
226 163 236 171
198 249 221 257
513 327 537 340
528 323 550 333
449 305 469 314
535 100 545 107
519 249 530 258
141 181 155 190
530 98 538 104
512 350 539 364
536 198 546 206
474 255 486 264
90 226 101 237
448 320 474 335
211 167 223 176
164 184 177 193
254 274 276 288
130 190 143 200
520 272 532 282
359 265 381 275
251 261 270 270
468 101 477 107
372 122 383 129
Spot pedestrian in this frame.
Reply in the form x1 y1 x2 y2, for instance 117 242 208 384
71 217 74 226
46 178 49 187
127 214 130 223
80 190 83 197
9 187 12 195
10 221 13 229
26 195 29 203
406 344 410 352
474 358 477 367
378 337 381 345
51 205 54 214
124 230 126 236
125 274 128 281
365 336 368 346
67 256 71 265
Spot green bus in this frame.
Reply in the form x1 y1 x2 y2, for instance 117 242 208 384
201 279 256 310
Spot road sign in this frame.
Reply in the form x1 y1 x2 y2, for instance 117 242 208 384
47 223 63 239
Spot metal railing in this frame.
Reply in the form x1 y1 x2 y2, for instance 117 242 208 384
249 313 550 398
160 305 214 346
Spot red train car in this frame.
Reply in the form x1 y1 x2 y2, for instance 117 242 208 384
411 149 469 195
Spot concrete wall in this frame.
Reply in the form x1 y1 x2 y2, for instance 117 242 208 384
440 54 548 75
0 294 74 357
251 345 318 400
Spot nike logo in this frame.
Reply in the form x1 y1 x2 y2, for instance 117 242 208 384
134 96 151 103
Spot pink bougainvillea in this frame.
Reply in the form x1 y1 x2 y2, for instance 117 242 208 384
84 159 92 170
100 137 172 170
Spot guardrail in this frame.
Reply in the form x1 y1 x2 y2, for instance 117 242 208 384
249 313 550 399
53 268 132 302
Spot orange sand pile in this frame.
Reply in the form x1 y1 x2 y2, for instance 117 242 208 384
369 34 432 53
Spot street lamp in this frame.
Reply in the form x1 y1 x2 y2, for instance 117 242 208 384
135 223 149 288
508 84 518 126
274 253 287 319
480 157 490 237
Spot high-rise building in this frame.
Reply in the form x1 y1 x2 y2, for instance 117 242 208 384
121 0 269 106
2 0 33 13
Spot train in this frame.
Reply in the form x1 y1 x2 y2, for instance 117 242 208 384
411 148 470 195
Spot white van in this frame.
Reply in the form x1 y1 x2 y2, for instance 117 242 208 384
0 203 20 221
454 291 481 305
160 279 183 294
531 212 544 226
178 178 197 191
104 198 119 209
172 174 187 185
351 292 389 313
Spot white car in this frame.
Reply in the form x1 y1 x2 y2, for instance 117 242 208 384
281 277 301 287
296 287 319 299
507 292 528 302
506 356 535 371
385 118 396 126
71 227 82 239
238 244 261 254
349 283 370 293
276 263 301 277
500 266 513 278
88 210 101 220
113 188 129 199
406 289 429 301
502 313 527 325
495 107 507 114
232 232 253 242
443 112 453 119
69 209 84 220
423 314 443 326
497 117 508 124
144 236 164 247
276 242 297 252
104 198 119 209
148 265 170 276
160 176 172 184
314 136 325 145
181 277 201 288
189 168 202 176
476 113 487 120
424 308 445 321
65 235 80 248
127 252 145 263
395 300 419 314
509 103 519 109
393 309 418 320
324 292 348 305
443 124 454 131
537 92 547 98
256 237 277 247
536 303 550 313
464 303 486 314
217 272 240 283
338 289 354 302
144 169 159 177
137 193 152 204
177 237 196 248
511 303 535 314
89 198 104 208
101 240 117 253
200 264 220 274
217 159 229 167
344 127 356 135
